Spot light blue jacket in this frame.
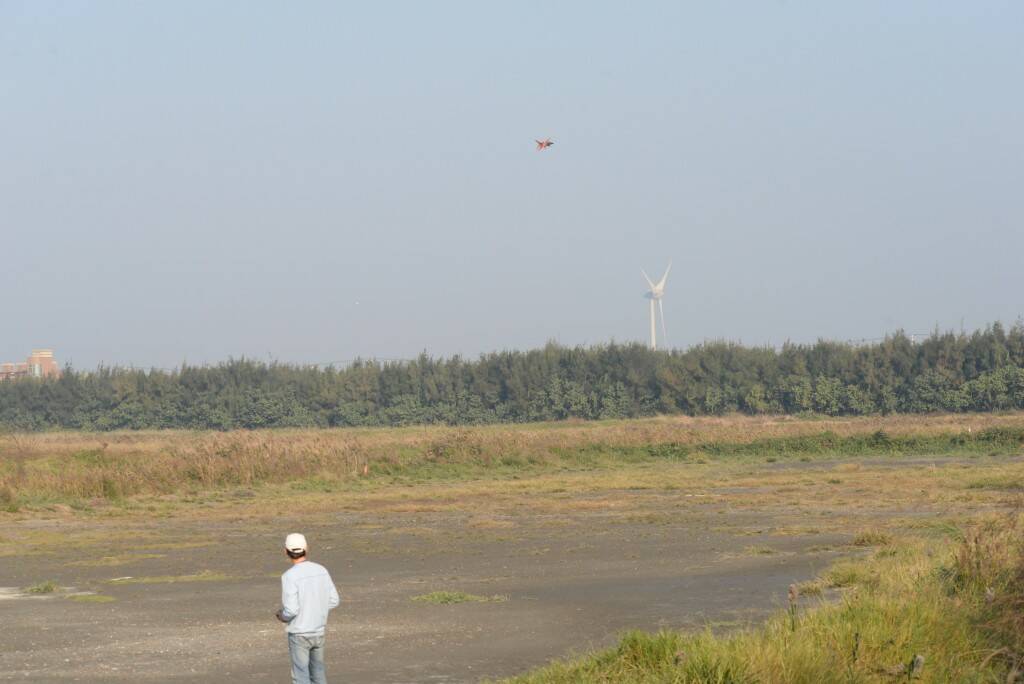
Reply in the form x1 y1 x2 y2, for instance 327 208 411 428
280 561 340 635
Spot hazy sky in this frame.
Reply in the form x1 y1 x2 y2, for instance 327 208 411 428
2 2 1022 369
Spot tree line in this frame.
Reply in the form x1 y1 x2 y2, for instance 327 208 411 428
3 323 1024 431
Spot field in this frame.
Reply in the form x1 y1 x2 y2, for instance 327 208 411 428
1 414 1023 682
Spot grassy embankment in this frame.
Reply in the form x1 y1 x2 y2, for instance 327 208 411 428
504 512 1024 684
2 413 1024 512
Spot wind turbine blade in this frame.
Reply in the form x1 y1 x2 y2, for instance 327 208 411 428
641 269 656 291
659 299 668 349
656 262 672 289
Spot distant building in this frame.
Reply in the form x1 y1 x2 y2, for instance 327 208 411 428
0 349 60 381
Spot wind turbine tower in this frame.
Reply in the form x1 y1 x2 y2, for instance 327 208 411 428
642 263 671 351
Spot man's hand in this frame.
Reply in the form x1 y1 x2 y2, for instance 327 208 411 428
275 608 293 623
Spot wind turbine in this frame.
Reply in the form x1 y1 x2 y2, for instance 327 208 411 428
642 263 671 351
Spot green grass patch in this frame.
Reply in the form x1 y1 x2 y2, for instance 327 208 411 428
966 475 1024 491
412 591 508 605
673 427 1024 461
25 580 58 594
824 562 879 589
289 477 340 493
900 518 963 539
343 427 1024 491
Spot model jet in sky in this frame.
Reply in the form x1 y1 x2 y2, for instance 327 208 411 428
535 138 554 151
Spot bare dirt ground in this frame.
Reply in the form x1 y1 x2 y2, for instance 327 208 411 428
1 453 1019 683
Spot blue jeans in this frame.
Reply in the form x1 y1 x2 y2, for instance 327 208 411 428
288 633 327 684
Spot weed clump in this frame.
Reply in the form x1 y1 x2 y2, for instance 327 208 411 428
824 563 879 589
744 545 776 556
26 580 58 594
852 530 894 547
0 485 17 512
869 429 891 448
412 591 507 605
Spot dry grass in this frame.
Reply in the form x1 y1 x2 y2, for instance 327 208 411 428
5 449 1020 564
467 516 516 529
851 530 894 547
106 570 236 585
2 413 1023 510
9 412 1023 455
744 545 778 556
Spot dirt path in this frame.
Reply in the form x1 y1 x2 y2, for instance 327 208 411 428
0 503 846 683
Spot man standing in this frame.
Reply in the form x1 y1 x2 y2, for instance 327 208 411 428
276 533 340 684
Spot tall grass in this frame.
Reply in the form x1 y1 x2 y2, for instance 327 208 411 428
503 512 1024 683
2 413 1023 509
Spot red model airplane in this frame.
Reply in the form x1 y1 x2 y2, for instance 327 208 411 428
535 138 554 151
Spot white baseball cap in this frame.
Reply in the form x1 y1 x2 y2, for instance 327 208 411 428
284 533 308 553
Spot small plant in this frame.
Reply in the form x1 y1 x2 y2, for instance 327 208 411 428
852 530 893 547
412 591 507 605
745 545 776 556
26 580 58 594
100 476 123 501
825 564 878 589
0 485 14 502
